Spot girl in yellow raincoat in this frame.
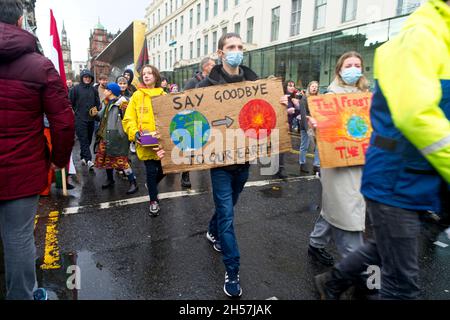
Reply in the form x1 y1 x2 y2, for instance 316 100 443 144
122 65 166 216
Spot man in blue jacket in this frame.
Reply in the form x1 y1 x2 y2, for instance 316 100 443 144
197 33 258 298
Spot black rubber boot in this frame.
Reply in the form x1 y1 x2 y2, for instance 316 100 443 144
126 180 139 195
102 179 115 189
102 170 115 189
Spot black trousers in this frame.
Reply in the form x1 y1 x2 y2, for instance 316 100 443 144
75 119 95 161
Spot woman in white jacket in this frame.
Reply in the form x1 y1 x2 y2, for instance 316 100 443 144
307 51 370 266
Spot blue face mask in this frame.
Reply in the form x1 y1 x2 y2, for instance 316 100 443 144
224 51 244 68
340 67 362 85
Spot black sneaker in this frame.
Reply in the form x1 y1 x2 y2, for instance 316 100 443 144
276 169 288 179
206 231 222 252
313 166 321 177
224 272 242 298
181 172 192 189
300 164 310 174
308 245 334 266
149 201 160 217
315 272 339 300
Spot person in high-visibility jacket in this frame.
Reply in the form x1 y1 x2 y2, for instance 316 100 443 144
314 0 450 300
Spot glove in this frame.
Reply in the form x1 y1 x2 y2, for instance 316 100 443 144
89 107 99 117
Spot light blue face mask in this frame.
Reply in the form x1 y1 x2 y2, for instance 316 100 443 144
224 51 244 68
340 67 363 85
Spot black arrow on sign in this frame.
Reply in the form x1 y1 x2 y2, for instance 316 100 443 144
212 116 234 128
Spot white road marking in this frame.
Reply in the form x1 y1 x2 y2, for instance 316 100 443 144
433 241 449 248
266 297 279 300
62 176 317 216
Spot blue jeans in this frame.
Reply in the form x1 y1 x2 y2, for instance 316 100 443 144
209 166 250 274
299 130 320 167
0 196 39 300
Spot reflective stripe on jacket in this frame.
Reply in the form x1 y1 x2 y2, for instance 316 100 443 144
362 0 450 212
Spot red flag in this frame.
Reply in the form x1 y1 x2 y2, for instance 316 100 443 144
49 9 67 86
136 38 150 74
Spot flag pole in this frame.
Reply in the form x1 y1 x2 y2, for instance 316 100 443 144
50 9 71 197
61 168 68 196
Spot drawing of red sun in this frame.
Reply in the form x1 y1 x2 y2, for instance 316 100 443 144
239 99 277 140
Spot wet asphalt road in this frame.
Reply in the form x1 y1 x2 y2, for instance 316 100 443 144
1 135 449 300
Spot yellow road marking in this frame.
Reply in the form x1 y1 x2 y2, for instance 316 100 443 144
40 211 61 270
34 215 39 230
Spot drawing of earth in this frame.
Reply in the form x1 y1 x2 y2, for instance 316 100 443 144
346 115 369 139
170 110 211 151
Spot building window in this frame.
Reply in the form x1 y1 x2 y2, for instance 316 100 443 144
222 26 228 36
291 0 302 36
342 0 357 22
165 2 168 17
234 22 240 35
205 0 209 21
152 13 156 26
158 55 161 70
271 7 280 42
223 0 228 12
165 52 168 69
158 34 161 46
197 3 201 25
204 34 209 55
197 38 201 57
170 50 173 68
181 15 184 34
170 22 173 38
180 45 184 60
214 0 218 16
158 9 161 22
397 0 421 15
170 0 173 13
175 19 178 36
247 17 254 43
314 0 327 30
174 48 177 62
190 8 193 29
212 31 218 52
190 41 193 59
165 26 168 42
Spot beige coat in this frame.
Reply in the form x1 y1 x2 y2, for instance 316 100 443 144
320 80 366 231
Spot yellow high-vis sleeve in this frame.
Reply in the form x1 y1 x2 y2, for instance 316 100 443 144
376 26 450 183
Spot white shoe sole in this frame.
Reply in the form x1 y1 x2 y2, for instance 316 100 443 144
223 285 242 298
206 232 222 252
206 232 215 243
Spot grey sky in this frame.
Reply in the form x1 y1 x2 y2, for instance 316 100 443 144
35 0 150 62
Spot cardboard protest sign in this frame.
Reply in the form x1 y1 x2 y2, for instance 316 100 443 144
151 78 292 174
308 92 373 169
